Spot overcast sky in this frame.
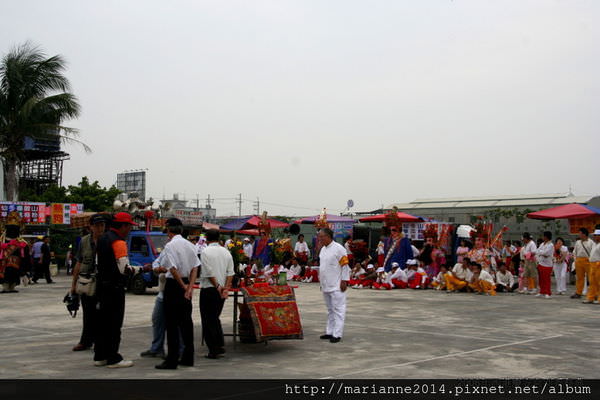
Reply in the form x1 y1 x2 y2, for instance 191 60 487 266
2 0 599 216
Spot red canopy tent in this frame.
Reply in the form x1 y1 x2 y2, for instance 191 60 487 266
527 203 600 220
358 212 422 223
527 203 600 234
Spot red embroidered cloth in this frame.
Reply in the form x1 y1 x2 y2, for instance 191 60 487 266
241 285 303 342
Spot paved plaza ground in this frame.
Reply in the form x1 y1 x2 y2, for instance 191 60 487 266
2 274 598 379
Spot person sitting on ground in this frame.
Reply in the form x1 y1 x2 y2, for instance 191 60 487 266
470 263 496 296
407 259 429 289
301 261 320 283
445 258 473 292
495 262 518 293
372 267 391 290
354 263 376 288
288 257 302 281
431 264 449 291
349 262 366 288
389 262 408 289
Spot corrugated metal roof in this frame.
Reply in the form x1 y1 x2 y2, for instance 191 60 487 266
388 194 595 210
411 193 570 203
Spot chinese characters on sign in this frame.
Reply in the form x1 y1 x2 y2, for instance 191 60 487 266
0 202 83 224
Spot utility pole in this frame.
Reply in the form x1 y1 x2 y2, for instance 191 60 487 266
237 193 242 216
195 194 200 210
205 194 212 209
253 197 260 215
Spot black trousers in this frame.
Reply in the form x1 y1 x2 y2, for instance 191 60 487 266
164 278 194 366
200 287 226 354
496 283 519 292
80 294 98 347
95 285 125 364
33 260 52 283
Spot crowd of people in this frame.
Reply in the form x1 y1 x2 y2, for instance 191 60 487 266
2 207 599 368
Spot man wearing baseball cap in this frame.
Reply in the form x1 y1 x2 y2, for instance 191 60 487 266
583 228 600 304
94 212 137 368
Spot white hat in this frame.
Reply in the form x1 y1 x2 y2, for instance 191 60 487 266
376 267 385 273
406 259 417 265
593 229 600 236
243 237 250 241
366 264 375 269
391 262 400 268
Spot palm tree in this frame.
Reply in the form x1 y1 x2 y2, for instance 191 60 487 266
0 42 88 201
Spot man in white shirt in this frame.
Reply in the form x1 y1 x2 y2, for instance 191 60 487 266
287 258 302 281
242 238 253 260
445 258 472 292
519 232 538 294
495 263 517 292
470 263 496 295
318 228 350 343
155 218 200 369
199 229 235 359
389 262 408 289
572 228 594 299
535 231 554 299
294 234 310 265
583 228 600 304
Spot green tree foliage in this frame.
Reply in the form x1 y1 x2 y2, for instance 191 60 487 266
19 176 120 211
0 42 87 200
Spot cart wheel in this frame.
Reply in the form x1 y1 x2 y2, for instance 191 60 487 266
131 273 146 295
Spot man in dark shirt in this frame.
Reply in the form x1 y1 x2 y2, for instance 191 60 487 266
33 236 53 284
94 212 136 368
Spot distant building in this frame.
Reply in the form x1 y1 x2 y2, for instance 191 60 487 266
382 193 600 242
116 171 146 201
161 193 216 224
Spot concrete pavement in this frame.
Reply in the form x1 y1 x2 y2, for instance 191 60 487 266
1 274 598 379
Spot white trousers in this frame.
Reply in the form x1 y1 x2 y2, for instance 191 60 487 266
323 290 346 339
553 263 567 293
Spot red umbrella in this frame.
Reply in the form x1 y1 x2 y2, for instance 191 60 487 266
358 212 421 223
527 204 600 220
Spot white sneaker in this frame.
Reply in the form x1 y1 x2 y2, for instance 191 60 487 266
357 285 363 289
582 299 593 304
535 293 542 297
94 360 107 367
107 360 134 368
593 300 599 304
544 294 551 299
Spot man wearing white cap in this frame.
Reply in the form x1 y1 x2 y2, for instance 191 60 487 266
318 228 350 343
242 238 253 260
372 267 390 290
389 262 408 289
583 228 600 304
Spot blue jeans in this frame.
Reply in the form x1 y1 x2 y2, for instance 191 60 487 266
150 296 166 353
150 295 184 354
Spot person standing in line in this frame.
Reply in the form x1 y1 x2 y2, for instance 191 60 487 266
583 228 600 304
30 237 43 283
241 237 252 262
199 229 234 359
155 218 199 369
94 212 136 368
571 228 594 299
33 236 53 284
318 228 350 343
552 237 569 295
535 231 554 299
70 214 107 351
519 232 538 294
